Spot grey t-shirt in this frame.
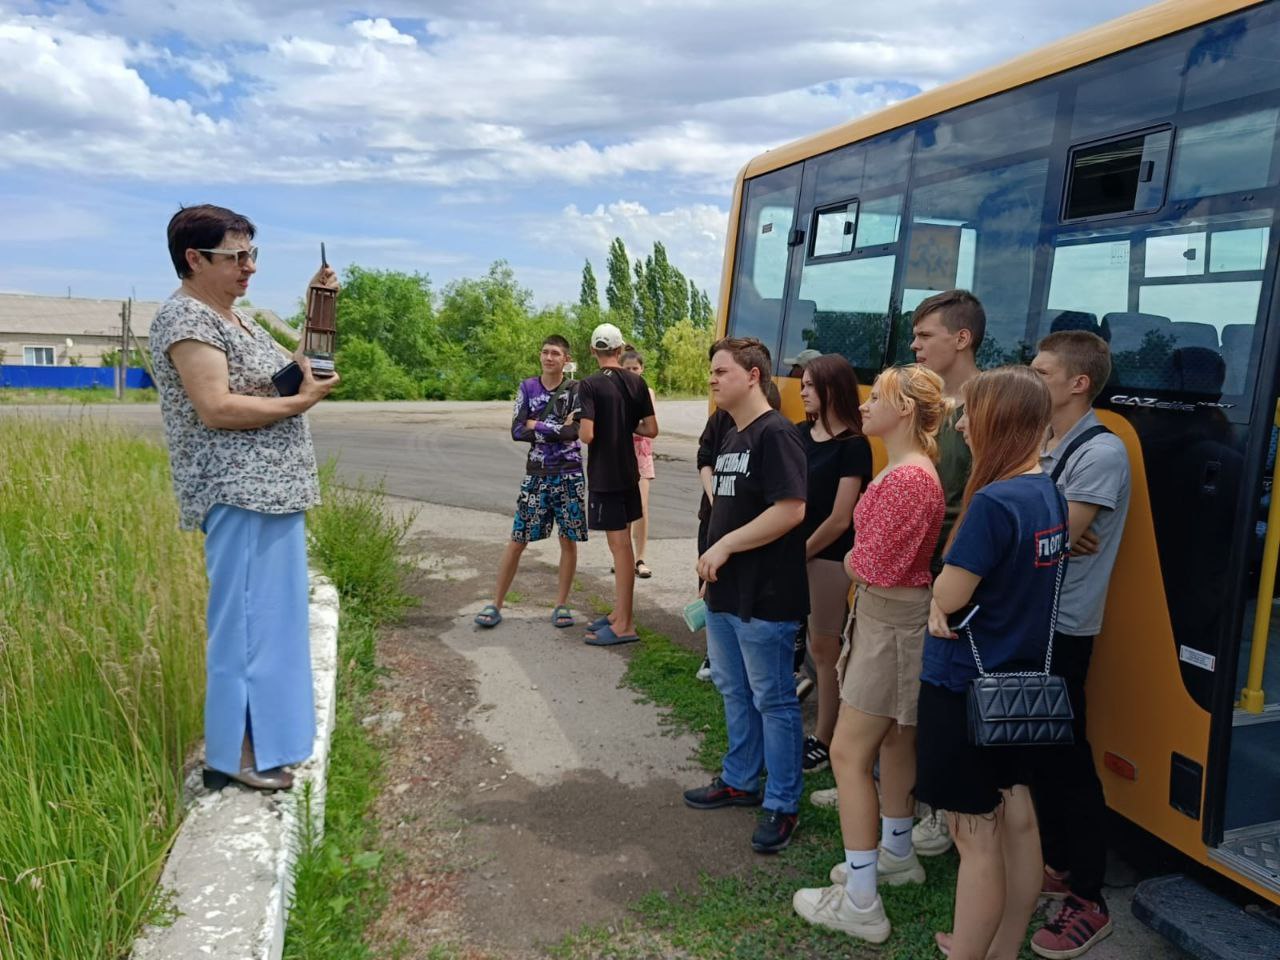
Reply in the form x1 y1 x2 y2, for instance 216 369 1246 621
1041 410 1131 637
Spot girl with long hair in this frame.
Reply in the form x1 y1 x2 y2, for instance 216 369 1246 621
918 365 1067 960
622 348 658 578
796 355 872 773
792 364 948 944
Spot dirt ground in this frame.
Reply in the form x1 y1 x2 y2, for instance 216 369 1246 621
361 504 764 959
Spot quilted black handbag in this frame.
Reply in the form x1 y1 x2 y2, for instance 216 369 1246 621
963 532 1074 748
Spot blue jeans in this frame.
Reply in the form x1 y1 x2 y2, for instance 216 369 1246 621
706 610 804 814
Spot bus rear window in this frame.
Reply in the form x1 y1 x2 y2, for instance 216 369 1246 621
1063 128 1171 221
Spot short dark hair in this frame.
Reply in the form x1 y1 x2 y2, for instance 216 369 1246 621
710 336 772 391
621 348 644 367
542 334 571 355
914 289 987 353
167 204 256 279
1037 330 1112 401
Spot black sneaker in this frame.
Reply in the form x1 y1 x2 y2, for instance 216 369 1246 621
683 776 762 810
802 735 830 773
752 808 798 853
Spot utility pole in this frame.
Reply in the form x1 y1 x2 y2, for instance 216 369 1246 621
117 300 127 399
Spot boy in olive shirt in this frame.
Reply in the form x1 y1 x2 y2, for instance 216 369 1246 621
910 289 985 857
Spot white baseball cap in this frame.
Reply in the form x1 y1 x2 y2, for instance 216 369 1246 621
590 322 626 350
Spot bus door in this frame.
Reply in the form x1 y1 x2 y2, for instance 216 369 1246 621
1036 202 1279 890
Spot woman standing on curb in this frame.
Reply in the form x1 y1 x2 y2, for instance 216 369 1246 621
150 204 339 792
796 355 871 773
792 364 947 944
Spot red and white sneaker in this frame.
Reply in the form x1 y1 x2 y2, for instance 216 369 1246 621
1031 895 1113 959
1041 866 1071 900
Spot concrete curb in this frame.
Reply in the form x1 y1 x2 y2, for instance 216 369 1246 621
131 570 340 960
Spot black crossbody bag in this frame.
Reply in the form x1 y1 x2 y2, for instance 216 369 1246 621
964 491 1074 748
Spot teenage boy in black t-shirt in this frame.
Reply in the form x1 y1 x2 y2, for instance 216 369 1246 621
684 336 808 854
578 322 658 646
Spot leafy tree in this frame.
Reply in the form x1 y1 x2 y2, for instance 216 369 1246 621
659 318 713 394
633 257 655 342
605 238 634 322
579 260 600 311
335 267 434 375
331 337 421 400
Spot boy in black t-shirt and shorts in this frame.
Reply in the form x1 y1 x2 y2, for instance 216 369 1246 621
684 336 808 854
578 322 658 646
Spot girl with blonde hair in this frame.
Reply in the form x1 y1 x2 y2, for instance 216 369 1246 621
793 363 948 943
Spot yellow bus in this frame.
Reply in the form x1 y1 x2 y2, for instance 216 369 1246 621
714 0 1280 946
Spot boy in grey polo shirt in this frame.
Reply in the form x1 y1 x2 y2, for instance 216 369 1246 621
1028 330 1131 959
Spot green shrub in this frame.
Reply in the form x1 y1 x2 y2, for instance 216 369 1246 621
331 338 421 402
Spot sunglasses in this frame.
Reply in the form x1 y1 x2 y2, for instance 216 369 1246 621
196 246 259 267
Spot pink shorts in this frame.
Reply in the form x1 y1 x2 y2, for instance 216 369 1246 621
634 436 656 480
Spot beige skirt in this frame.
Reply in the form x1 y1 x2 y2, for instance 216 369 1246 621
836 584 930 726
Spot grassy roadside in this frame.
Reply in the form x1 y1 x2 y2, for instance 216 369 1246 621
0 387 157 404
553 628 996 960
0 419 206 959
283 469 416 960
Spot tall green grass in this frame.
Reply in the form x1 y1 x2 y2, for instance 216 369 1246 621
284 469 416 959
0 417 206 959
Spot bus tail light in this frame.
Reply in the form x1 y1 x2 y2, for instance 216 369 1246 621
1104 752 1137 780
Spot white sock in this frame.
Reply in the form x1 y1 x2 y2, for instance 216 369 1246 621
881 815 914 858
843 848 878 908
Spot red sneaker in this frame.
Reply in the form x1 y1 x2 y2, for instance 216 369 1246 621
1041 866 1071 900
1031 895 1113 959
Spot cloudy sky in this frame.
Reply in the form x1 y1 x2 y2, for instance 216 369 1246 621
0 0 1151 316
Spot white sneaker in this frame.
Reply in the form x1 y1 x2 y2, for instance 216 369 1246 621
828 847 926 886
792 884 891 943
912 806 954 856
695 657 712 682
809 787 839 808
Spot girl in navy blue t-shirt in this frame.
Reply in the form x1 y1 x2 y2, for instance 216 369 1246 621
918 366 1068 960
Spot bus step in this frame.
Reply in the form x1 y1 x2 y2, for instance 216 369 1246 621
1132 874 1280 959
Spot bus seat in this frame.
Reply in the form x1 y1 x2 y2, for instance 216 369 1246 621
1171 321 1219 350
1172 347 1226 396
1046 309 1102 338
1221 324 1255 394
1101 311 1172 353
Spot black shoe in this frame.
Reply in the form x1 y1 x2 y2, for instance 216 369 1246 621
683 776 763 810
802 735 830 773
752 808 798 853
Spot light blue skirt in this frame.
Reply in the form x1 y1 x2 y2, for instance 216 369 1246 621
202 504 315 773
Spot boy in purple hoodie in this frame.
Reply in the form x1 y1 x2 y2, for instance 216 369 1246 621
474 335 585 629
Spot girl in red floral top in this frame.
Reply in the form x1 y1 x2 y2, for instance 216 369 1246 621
793 364 948 944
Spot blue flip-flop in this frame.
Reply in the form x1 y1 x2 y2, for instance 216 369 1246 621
584 615 611 633
474 604 502 628
551 605 576 628
584 624 640 646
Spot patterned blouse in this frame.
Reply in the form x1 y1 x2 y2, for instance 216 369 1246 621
849 464 945 588
149 293 320 530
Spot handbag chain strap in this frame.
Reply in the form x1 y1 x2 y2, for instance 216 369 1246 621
963 494 1069 679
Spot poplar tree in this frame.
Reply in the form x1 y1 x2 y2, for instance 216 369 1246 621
579 259 600 310
605 238 634 321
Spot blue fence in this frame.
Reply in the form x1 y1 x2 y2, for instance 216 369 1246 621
0 365 154 389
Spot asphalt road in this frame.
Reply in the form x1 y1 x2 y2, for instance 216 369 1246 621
2 400 708 540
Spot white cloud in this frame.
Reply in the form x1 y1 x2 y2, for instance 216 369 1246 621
549 201 730 299
349 17 416 46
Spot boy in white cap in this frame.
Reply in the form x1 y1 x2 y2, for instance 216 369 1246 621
578 322 659 645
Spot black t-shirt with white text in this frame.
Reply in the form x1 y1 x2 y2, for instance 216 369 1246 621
578 367 655 492
705 409 809 623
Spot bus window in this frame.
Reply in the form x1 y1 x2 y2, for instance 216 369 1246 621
726 164 802 352
780 255 896 373
1182 5 1280 112
1170 108 1279 201
811 202 857 258
1062 128 1172 222
900 158 1049 366
1040 214 1272 401
1071 48 1183 140
913 90 1057 181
